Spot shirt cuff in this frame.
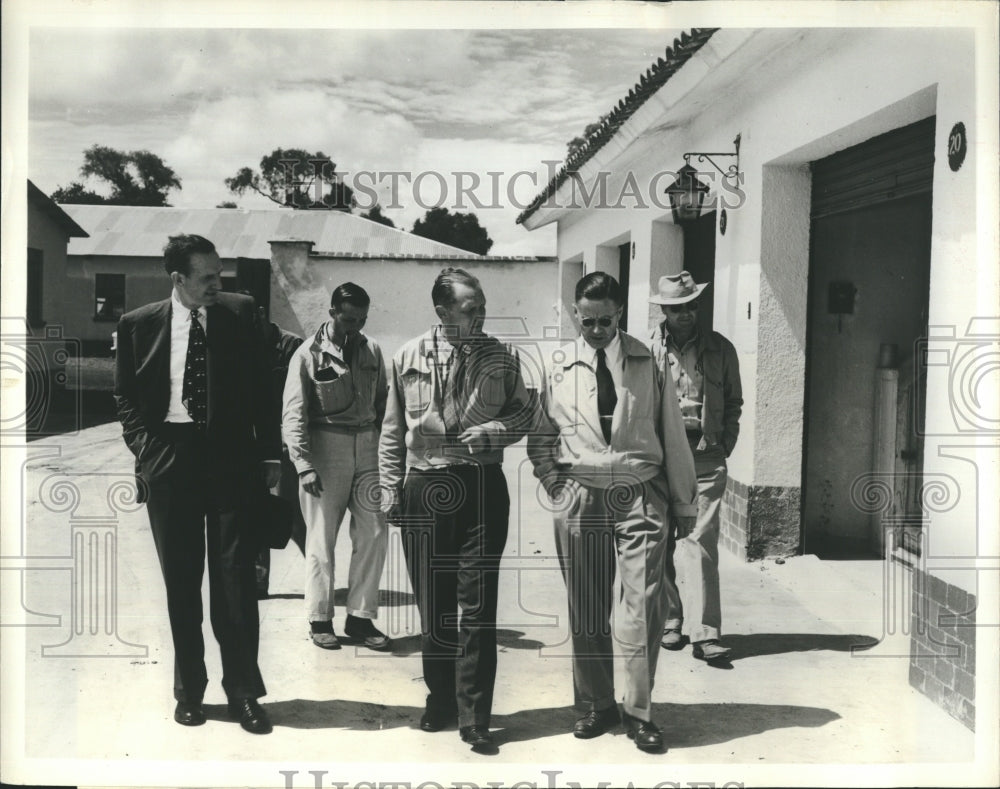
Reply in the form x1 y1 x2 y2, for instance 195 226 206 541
671 503 698 518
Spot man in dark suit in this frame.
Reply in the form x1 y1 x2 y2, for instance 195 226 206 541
115 234 280 734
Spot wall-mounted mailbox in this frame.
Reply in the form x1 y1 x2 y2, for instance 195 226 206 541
828 281 857 314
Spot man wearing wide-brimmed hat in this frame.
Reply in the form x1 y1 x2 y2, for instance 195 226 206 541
649 271 743 664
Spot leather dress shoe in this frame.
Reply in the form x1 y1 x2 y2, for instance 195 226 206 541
460 725 498 754
228 698 272 734
173 700 205 726
344 615 392 651
419 707 457 732
573 706 621 739
692 639 732 662
623 713 665 753
661 628 685 650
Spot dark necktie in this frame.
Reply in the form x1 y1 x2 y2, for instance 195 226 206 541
595 347 617 444
442 344 468 436
182 309 207 430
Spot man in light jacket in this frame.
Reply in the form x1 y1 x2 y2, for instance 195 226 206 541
528 272 698 753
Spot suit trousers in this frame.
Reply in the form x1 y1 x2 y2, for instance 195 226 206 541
144 424 266 704
299 428 387 622
398 463 509 729
553 474 670 722
664 446 727 643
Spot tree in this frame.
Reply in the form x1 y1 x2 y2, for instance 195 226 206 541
566 114 610 159
360 204 396 228
225 148 355 211
412 207 493 255
51 181 107 205
51 145 181 206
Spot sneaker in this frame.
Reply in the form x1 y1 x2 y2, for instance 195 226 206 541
692 639 731 662
344 614 391 651
661 628 685 650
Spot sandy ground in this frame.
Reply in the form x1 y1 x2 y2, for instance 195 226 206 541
2 420 983 788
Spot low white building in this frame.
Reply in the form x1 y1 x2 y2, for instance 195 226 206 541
518 27 997 731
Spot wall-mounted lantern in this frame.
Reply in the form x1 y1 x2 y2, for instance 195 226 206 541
665 133 742 226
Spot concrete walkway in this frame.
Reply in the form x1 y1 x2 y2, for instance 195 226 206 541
4 420 977 788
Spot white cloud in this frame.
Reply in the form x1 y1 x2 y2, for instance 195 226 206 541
29 26 681 254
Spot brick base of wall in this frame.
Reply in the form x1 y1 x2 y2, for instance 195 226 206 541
721 477 749 561
908 567 976 730
721 476 800 561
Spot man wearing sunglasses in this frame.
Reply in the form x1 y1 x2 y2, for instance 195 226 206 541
649 271 744 664
528 272 697 753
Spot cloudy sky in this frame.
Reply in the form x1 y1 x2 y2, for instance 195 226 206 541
29 25 683 256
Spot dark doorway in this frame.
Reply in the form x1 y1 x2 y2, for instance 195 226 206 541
683 210 717 334
802 120 934 559
617 241 631 332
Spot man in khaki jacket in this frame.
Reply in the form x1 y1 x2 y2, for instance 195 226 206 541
282 282 390 651
528 272 697 753
650 271 743 664
379 267 533 754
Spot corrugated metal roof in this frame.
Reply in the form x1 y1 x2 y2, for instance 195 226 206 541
61 204 475 259
517 28 718 225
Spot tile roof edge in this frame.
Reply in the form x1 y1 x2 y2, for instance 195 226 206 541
516 27 719 226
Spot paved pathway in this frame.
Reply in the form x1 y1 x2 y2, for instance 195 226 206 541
3 421 977 788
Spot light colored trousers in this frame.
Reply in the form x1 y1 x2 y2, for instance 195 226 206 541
664 446 727 643
553 474 670 723
299 428 387 622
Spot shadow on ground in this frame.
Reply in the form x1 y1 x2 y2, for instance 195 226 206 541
492 701 839 748
723 633 880 660
230 698 839 748
389 629 546 656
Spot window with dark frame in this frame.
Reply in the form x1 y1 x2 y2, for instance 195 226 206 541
27 248 44 327
95 273 126 321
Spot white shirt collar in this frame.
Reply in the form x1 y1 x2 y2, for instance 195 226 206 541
578 330 622 369
171 289 205 322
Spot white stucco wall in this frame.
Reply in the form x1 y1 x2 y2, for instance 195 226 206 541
532 27 997 584
269 245 561 382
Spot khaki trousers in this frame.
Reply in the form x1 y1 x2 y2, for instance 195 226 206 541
553 474 670 722
664 446 727 643
299 428 387 622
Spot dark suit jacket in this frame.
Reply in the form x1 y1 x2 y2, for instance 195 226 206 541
115 292 280 502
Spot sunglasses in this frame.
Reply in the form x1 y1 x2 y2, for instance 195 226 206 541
666 302 700 314
579 313 620 329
